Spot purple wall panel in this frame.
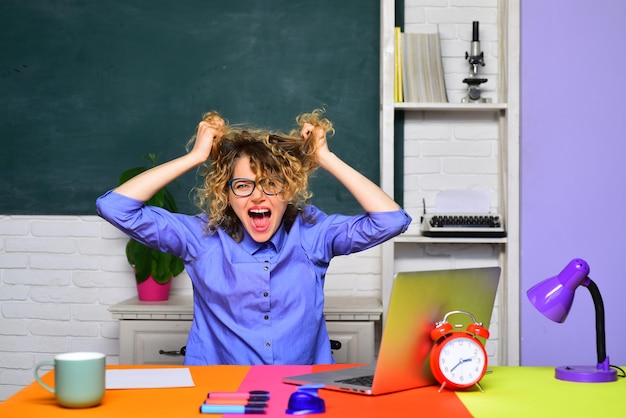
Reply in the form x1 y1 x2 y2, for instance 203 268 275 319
521 0 626 365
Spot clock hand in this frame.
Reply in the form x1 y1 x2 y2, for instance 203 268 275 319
450 358 472 372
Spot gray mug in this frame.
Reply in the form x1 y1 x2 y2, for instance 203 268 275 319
34 352 106 408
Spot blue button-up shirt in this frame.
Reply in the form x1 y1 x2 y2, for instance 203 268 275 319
96 191 411 365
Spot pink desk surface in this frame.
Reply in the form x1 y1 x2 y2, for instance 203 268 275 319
1 364 624 417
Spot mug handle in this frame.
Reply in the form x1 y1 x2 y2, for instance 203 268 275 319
34 361 55 394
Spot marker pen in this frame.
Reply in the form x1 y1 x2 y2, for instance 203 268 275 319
206 390 270 401
199 404 267 414
203 399 268 406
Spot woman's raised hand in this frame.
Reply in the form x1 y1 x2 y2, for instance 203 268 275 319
301 122 330 161
193 113 225 161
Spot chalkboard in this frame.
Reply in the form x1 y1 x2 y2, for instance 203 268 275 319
0 0 380 215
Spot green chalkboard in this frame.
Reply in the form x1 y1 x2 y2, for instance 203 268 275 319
0 0 380 215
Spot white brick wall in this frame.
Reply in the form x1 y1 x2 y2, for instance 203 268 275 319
0 215 381 401
1 216 125 401
403 112 501 235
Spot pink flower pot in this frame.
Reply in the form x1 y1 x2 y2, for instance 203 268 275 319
136 276 172 301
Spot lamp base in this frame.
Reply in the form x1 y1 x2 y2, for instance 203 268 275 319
555 365 617 383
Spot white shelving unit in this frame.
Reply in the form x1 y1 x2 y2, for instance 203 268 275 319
395 103 507 111
379 0 520 366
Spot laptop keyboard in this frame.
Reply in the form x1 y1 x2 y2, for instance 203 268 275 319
335 374 374 387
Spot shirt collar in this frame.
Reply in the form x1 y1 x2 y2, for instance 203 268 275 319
240 223 286 256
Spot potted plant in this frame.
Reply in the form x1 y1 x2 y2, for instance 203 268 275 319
119 153 185 301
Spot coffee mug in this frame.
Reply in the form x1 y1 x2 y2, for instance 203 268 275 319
34 352 106 408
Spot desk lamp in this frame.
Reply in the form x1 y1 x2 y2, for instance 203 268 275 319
527 258 617 382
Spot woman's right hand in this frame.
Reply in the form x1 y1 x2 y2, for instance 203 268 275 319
192 113 225 162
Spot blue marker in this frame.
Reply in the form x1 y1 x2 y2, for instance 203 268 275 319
199 404 267 414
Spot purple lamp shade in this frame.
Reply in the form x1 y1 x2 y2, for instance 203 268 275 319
526 258 590 323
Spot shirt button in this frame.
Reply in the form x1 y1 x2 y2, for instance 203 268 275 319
265 341 271 347
263 266 269 271
263 292 269 297
264 315 269 320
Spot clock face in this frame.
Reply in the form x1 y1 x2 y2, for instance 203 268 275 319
436 335 486 386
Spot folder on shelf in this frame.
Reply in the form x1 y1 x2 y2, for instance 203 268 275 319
399 26 448 103
395 26 403 102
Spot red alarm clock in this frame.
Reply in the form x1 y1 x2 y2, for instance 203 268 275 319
430 310 489 392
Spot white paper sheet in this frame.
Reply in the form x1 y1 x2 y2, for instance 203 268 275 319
435 189 491 213
106 368 195 389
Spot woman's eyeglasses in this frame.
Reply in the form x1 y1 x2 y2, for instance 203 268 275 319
228 177 285 197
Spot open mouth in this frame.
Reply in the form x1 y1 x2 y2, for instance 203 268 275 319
249 208 271 231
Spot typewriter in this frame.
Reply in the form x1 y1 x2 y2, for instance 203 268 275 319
420 213 506 238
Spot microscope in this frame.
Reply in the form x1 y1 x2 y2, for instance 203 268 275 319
462 21 491 103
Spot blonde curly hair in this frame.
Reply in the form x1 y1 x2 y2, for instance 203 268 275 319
191 109 334 241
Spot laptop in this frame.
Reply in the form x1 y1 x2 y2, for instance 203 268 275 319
283 267 500 395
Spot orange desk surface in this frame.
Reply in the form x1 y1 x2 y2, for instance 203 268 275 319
1 364 625 418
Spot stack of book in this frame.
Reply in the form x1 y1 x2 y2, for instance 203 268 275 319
395 27 448 103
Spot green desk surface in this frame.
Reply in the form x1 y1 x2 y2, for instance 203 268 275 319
459 366 625 417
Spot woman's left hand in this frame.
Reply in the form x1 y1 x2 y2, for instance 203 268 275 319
301 123 330 160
